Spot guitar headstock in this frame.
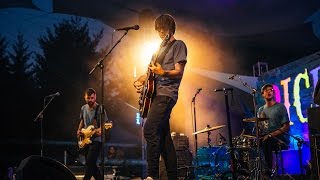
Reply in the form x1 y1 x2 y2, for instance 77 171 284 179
160 34 171 47
104 122 113 130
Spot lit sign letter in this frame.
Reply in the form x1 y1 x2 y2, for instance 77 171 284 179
293 69 310 123
280 78 291 120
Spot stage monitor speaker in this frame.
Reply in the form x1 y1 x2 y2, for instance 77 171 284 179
159 151 193 180
308 107 320 179
16 155 76 180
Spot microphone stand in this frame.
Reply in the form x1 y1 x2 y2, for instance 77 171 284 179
33 95 58 156
278 129 320 179
213 88 236 179
229 76 264 179
192 89 201 166
89 30 129 178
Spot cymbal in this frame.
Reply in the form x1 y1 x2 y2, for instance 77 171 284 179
243 117 269 122
193 125 225 135
241 134 256 139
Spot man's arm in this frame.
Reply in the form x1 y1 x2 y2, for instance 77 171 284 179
149 62 186 79
269 122 290 137
77 119 84 136
262 122 290 141
92 118 102 136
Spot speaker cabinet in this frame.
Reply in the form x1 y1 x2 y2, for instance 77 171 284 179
16 155 76 180
160 133 193 180
308 107 320 179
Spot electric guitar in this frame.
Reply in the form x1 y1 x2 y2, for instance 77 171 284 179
138 34 171 118
78 122 113 149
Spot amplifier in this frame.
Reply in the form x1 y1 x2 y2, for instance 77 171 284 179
308 107 320 179
172 132 189 151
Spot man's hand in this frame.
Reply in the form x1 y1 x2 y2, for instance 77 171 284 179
134 80 144 93
261 134 271 142
77 129 82 137
149 62 165 76
95 128 102 136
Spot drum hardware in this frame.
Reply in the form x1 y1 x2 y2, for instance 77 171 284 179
206 125 212 147
218 133 227 146
195 145 231 178
241 134 256 139
229 75 266 179
213 88 236 179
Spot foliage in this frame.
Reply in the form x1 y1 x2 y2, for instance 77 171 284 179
34 16 103 140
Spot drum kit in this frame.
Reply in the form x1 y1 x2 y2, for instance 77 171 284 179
192 117 269 180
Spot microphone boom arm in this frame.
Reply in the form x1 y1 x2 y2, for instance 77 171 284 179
89 31 129 75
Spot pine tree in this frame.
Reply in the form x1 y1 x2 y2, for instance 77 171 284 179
0 35 10 85
9 32 34 89
5 32 39 140
34 16 103 140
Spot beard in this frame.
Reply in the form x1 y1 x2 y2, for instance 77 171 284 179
266 97 273 101
88 101 94 107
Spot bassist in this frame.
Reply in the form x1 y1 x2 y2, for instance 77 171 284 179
133 14 187 180
77 88 107 180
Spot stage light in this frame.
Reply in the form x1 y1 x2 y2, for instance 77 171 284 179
139 40 160 68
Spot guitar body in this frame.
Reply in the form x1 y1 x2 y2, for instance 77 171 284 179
139 76 155 118
78 122 113 149
78 125 95 149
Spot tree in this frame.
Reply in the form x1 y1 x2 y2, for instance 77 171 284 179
3 32 40 141
0 35 10 81
8 32 34 89
34 16 103 140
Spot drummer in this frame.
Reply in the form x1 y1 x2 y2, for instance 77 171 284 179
257 83 290 177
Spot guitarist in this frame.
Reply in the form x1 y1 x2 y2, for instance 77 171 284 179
77 88 107 180
133 14 187 180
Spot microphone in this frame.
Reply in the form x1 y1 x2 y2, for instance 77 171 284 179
45 92 60 98
115 25 140 31
228 74 237 80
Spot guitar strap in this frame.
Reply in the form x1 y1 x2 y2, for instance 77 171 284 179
155 40 176 65
94 104 100 127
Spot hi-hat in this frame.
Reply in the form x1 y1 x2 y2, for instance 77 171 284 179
243 117 269 122
193 125 225 135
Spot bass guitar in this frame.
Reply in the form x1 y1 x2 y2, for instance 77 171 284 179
78 122 113 149
138 34 171 118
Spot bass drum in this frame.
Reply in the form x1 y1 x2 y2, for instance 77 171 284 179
195 146 231 179
220 171 252 180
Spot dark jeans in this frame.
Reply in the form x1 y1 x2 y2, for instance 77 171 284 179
83 141 103 180
144 96 177 180
261 136 288 173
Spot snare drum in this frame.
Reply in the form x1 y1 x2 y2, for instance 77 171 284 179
233 135 256 150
